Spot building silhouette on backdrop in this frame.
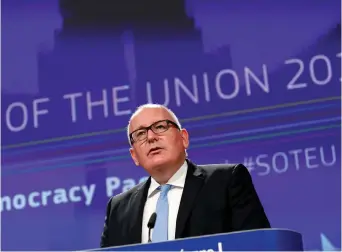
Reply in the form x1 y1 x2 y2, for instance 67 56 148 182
36 1 232 250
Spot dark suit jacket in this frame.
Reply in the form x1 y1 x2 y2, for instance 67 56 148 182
100 159 270 248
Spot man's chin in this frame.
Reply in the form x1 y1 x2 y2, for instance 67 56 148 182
147 155 170 169
149 155 166 163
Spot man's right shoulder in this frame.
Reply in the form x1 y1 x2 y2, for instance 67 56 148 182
107 179 148 210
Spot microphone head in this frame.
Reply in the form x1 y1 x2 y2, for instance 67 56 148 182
147 212 157 228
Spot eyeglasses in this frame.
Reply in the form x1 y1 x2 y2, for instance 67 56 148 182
129 119 180 144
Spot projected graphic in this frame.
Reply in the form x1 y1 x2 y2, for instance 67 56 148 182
1 0 341 251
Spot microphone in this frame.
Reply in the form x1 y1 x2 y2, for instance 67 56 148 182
147 212 157 242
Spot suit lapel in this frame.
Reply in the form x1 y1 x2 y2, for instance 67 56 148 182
128 177 150 244
175 159 205 238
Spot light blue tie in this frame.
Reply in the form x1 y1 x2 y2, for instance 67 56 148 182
152 184 172 242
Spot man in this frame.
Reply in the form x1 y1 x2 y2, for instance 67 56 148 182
100 104 270 248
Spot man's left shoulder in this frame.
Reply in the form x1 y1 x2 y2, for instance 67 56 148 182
197 163 249 176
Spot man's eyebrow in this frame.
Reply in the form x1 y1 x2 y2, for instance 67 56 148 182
132 124 148 132
135 125 146 130
132 120 162 132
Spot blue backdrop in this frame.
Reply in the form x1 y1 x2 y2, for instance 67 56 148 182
1 0 341 250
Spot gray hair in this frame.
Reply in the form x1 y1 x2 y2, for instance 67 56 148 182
126 104 182 146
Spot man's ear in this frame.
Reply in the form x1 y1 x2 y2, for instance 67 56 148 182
130 148 139 166
180 128 190 149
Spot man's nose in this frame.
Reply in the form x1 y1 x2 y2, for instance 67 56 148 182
146 128 158 141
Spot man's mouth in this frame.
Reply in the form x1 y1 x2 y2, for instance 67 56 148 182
148 147 163 155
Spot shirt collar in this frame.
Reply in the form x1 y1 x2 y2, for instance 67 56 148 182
148 160 188 197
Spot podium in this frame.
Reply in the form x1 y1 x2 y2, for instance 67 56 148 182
91 229 303 251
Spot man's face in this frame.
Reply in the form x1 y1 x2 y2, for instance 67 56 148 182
129 108 189 173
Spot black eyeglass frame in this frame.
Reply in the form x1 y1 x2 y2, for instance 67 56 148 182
129 119 180 144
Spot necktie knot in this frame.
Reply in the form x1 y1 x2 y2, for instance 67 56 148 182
158 184 171 197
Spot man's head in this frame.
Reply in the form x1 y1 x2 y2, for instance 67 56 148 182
127 104 189 182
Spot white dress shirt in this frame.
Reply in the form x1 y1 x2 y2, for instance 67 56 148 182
141 160 188 243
